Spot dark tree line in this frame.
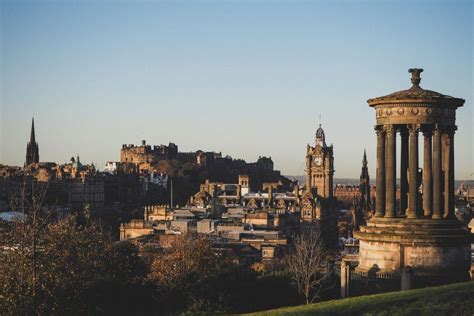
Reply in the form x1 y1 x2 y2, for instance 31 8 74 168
0 182 336 315
0 218 301 315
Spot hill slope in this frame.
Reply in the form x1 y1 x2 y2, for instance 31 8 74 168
246 281 474 316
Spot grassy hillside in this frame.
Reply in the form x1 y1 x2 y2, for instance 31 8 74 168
246 281 474 316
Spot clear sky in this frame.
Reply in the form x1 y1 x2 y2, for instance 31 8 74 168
1 0 472 179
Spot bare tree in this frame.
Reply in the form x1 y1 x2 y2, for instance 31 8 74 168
1 178 146 315
285 224 331 304
5 177 51 314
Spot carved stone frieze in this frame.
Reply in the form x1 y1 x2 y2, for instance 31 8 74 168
374 104 456 125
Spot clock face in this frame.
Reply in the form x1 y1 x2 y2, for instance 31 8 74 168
315 157 322 166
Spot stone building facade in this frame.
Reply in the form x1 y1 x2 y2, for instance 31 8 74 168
119 219 154 240
190 176 298 213
120 140 225 168
120 140 178 164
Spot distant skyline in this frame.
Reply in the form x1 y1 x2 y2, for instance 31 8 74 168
1 0 472 179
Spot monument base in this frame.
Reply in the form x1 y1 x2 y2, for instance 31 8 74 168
353 217 472 288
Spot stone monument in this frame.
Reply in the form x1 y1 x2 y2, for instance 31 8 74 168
353 68 471 290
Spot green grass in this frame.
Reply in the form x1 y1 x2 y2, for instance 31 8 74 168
245 281 474 316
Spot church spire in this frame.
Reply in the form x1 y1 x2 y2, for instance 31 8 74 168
360 149 369 178
359 149 371 215
26 117 39 166
30 117 36 143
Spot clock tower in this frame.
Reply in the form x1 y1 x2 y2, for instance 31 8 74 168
305 124 334 198
300 124 338 248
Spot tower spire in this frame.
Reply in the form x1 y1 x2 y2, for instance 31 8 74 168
315 123 326 146
26 117 39 166
30 117 36 143
359 149 371 216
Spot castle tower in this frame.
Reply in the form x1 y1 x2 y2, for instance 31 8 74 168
26 117 39 166
239 175 250 196
353 68 470 292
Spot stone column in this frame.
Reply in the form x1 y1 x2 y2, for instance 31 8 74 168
340 260 351 298
432 126 443 219
407 124 419 218
385 125 396 218
449 127 455 218
375 126 386 217
401 266 413 291
443 126 455 218
399 127 409 216
422 128 433 217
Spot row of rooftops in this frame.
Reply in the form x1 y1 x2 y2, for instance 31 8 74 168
120 205 292 252
1 158 98 181
122 215 287 240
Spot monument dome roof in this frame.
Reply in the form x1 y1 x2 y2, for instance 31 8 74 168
367 68 464 107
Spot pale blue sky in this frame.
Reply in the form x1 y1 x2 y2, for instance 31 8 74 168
1 0 472 179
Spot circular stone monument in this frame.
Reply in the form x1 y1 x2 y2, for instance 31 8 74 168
354 69 472 288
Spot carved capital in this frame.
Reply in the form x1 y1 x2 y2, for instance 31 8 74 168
375 125 385 137
408 124 420 134
421 125 434 137
433 124 443 136
398 125 409 138
384 124 396 134
444 125 457 136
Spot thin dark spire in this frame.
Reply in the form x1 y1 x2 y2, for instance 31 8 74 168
30 117 36 143
26 117 39 165
363 149 367 166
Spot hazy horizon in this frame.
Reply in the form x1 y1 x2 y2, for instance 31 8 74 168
1 1 472 179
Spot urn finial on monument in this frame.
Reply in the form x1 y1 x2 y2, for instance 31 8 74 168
408 68 423 87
